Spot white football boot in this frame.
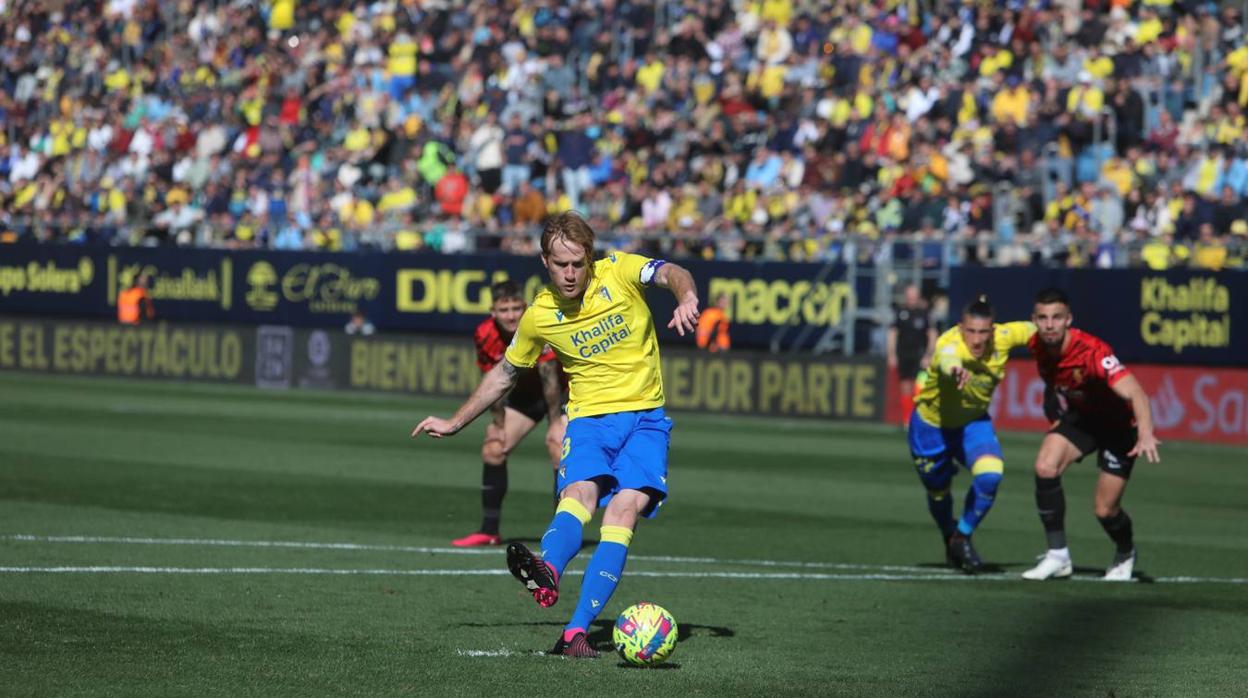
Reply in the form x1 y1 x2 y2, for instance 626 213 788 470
1102 549 1137 582
1022 550 1073 580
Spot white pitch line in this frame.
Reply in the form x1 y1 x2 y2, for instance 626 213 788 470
0 566 512 576
0 566 1243 584
632 553 939 574
0 534 498 556
4 535 1243 584
0 534 953 574
456 649 545 658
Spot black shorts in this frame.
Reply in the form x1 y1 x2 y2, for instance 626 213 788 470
897 354 924 381
1050 413 1138 479
505 383 551 423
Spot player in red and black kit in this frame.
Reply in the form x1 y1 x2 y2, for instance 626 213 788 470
453 279 567 547
1021 288 1161 581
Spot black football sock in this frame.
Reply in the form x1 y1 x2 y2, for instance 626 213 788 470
480 462 507 536
1097 509 1135 555
1035 476 1067 550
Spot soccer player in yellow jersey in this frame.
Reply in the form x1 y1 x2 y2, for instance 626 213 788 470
412 212 700 658
909 295 1035 573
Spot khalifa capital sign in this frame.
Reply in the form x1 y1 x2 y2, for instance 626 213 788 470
950 268 1243 366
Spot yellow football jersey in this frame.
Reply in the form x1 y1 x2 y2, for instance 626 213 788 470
505 252 666 419
915 321 1036 428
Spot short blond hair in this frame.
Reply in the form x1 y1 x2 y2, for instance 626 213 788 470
540 211 596 263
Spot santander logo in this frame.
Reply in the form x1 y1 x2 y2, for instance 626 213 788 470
1150 375 1185 430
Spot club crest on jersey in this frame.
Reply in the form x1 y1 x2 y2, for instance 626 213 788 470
1072 368 1083 383
599 286 612 302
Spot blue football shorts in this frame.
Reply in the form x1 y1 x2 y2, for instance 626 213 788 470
559 407 672 518
908 412 1003 470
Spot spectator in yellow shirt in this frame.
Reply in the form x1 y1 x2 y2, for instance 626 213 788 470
1141 232 1180 270
1066 72 1104 119
1191 223 1228 270
990 76 1031 127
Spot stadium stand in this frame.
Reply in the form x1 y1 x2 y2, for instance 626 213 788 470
1 0 1246 267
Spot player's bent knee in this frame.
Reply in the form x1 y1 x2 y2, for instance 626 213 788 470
971 457 1004 494
602 509 641 530
543 431 562 452
561 481 599 515
913 454 954 490
1034 458 1063 479
602 490 650 529
1093 498 1121 519
1094 504 1120 519
482 441 507 465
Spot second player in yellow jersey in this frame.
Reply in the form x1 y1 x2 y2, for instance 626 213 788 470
915 317 1036 428
907 295 1036 574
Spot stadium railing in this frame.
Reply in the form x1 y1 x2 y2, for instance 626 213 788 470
5 218 1245 270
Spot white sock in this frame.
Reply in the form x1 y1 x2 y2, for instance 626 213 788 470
1048 547 1071 560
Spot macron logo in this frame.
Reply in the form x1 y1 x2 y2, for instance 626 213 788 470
555 310 564 322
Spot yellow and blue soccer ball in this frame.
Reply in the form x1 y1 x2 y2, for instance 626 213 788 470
613 602 678 666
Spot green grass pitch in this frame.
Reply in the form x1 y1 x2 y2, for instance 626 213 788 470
1 371 1245 696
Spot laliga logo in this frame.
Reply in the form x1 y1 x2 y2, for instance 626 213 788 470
246 262 279 311
1150 375 1185 430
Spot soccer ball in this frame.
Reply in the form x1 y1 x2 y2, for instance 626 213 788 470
613 602 678 666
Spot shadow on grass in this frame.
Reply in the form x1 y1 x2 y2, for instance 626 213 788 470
964 597 1152 697
914 560 1035 572
455 618 735 655
1070 564 1155 583
586 619 736 646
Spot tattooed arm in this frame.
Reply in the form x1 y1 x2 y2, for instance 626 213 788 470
412 360 520 438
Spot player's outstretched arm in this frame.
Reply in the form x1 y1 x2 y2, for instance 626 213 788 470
655 262 699 336
1112 373 1162 463
412 360 520 439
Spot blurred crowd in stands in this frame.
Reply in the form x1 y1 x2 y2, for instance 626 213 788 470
2 0 1247 269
